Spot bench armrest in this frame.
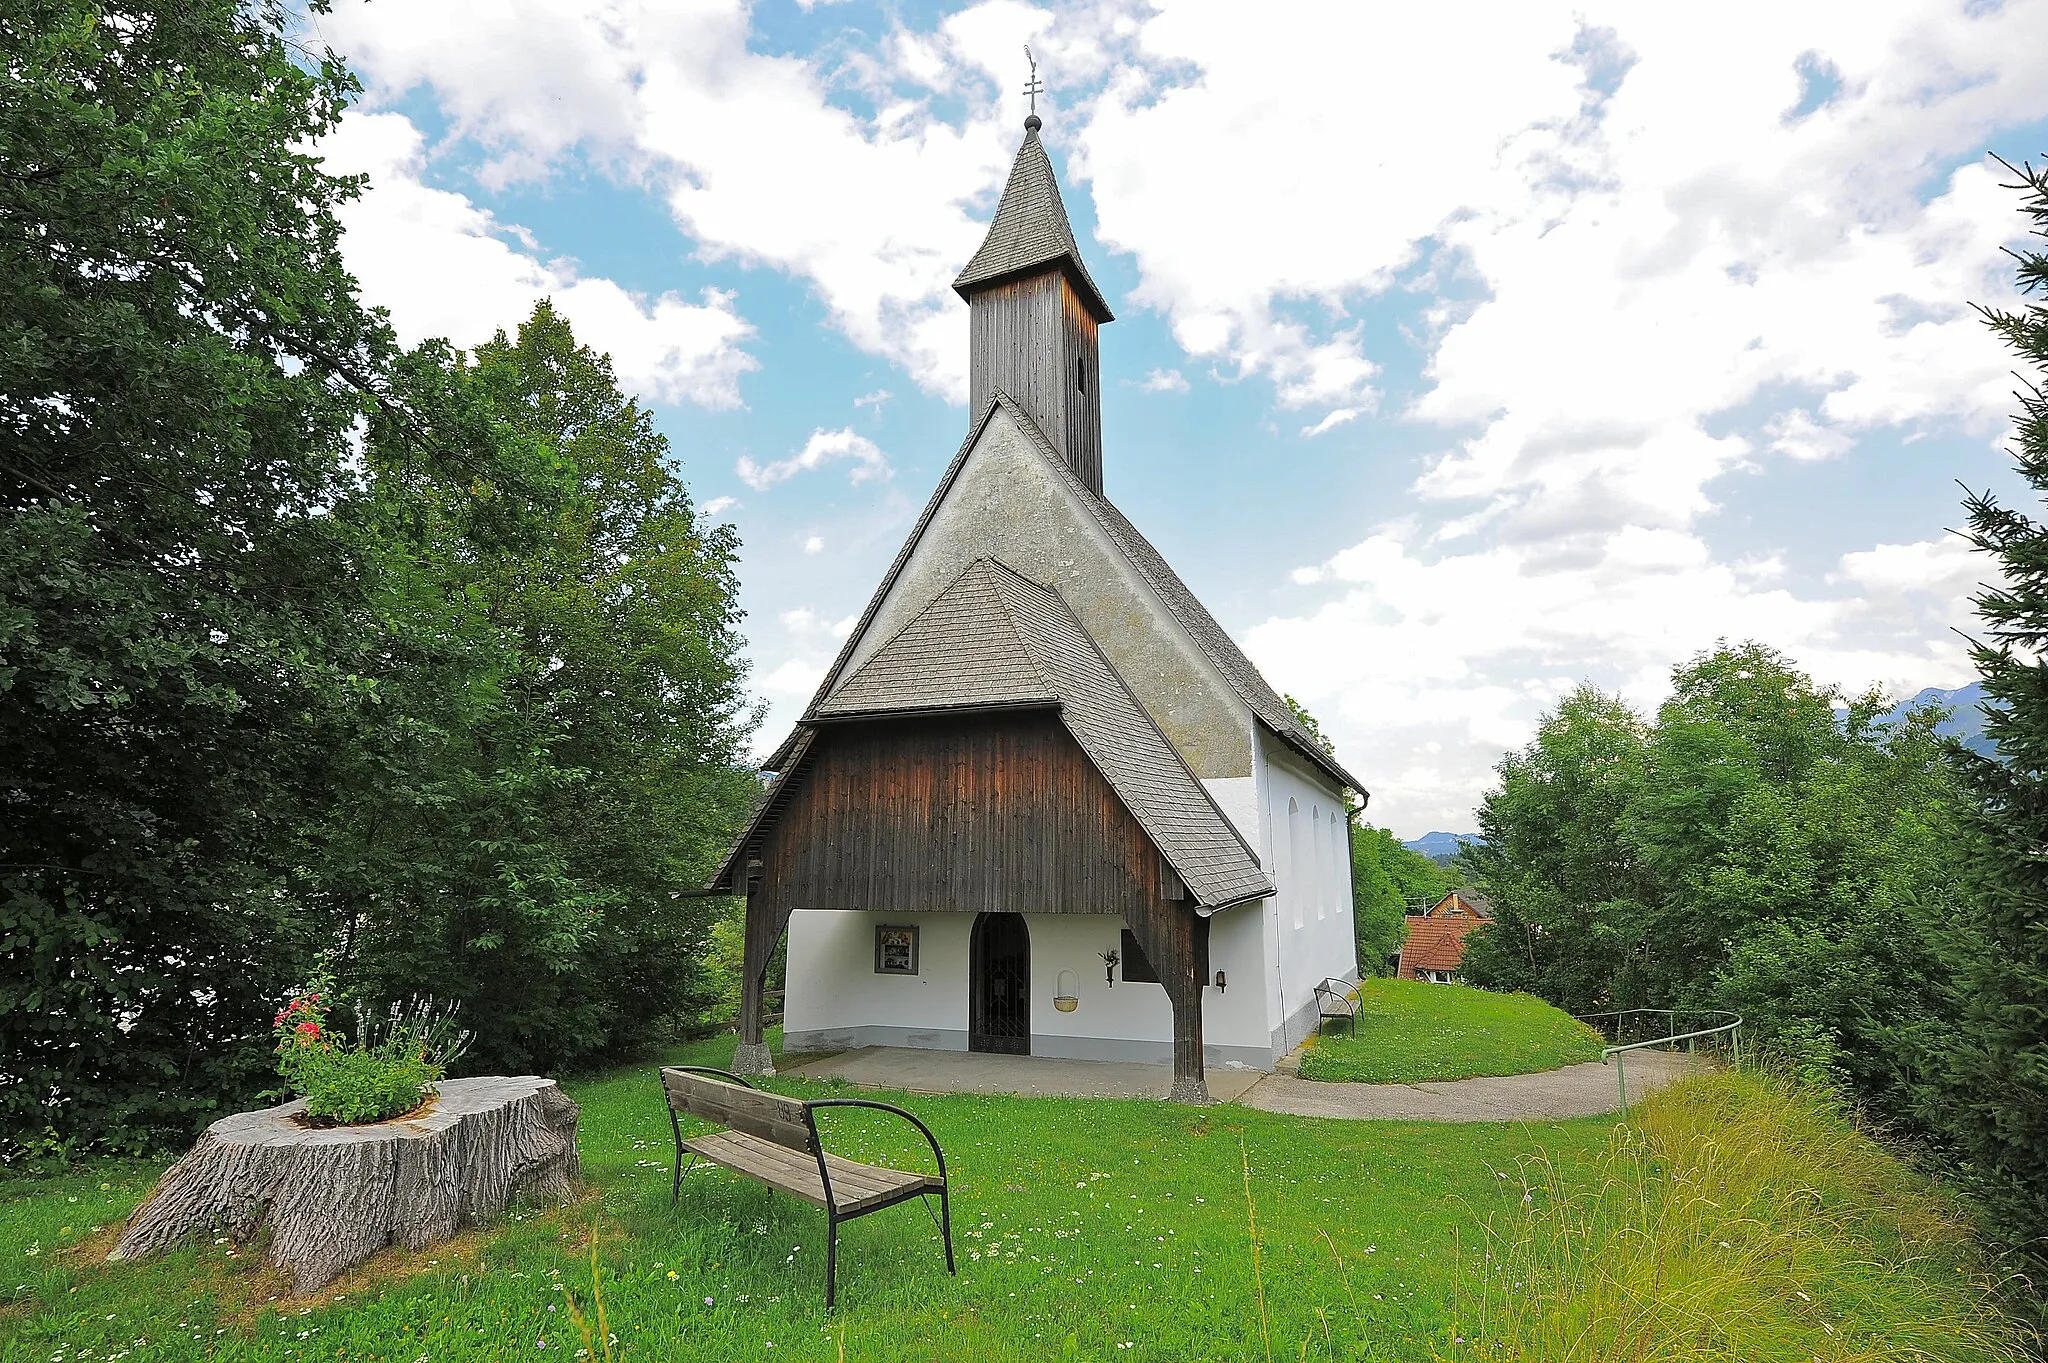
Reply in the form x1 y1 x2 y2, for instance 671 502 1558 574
664 1065 756 1089
807 1098 948 1185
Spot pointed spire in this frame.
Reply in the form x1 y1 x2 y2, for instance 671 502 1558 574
953 119 1114 323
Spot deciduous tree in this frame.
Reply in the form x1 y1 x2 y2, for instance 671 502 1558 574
0 1 388 1152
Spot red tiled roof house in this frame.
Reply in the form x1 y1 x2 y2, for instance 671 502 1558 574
1396 891 1492 983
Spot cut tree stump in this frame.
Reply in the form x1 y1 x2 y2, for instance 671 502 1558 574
109 1075 579 1293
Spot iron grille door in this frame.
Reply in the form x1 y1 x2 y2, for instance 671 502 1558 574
970 912 1030 1055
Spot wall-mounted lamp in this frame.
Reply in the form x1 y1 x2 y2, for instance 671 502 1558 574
1214 970 1227 993
1100 948 1121 987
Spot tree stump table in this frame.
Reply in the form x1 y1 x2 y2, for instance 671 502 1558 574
110 1076 579 1293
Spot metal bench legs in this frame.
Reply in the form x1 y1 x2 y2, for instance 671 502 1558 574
822 1185 956 1311
826 1211 838 1311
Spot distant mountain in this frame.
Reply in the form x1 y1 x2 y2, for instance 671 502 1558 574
1878 681 1996 757
1403 831 1484 861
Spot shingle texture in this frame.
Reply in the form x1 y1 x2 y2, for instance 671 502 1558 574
997 397 1371 795
765 393 1367 799
818 562 1053 716
817 558 1273 909
953 125 1113 322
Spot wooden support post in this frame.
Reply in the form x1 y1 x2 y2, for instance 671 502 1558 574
1125 901 1211 1104
734 879 779 1076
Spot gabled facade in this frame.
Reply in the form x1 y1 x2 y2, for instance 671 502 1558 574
712 114 1365 1101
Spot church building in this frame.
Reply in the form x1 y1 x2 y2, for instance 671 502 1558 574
710 112 1365 1102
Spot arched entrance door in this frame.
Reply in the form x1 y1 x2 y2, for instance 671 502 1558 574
969 912 1030 1055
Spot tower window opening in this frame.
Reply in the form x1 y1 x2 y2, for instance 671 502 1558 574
1077 356 1086 393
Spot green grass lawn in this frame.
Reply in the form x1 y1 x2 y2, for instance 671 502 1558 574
0 1031 1608 1363
1296 979 1605 1084
0 1033 2029 1362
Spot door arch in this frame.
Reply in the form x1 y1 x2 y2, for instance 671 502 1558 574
969 912 1030 1055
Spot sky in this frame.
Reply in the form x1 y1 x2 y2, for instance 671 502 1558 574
303 0 2048 838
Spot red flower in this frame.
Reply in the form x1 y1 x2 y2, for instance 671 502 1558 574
295 1020 322 1039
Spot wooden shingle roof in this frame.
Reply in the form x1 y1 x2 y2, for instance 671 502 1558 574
811 558 1274 910
766 394 1366 797
953 120 1113 323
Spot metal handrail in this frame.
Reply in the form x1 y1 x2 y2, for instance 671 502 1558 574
1572 1008 1742 1116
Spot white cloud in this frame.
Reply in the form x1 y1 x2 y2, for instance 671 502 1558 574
700 495 739 519
1300 408 1358 438
320 0 1059 401
1112 1 2048 830
1835 535 1987 597
1138 367 1189 393
783 605 863 637
804 535 827 555
760 657 827 696
854 389 894 415
1255 523 1982 831
319 112 756 408
737 428 893 492
1767 409 1853 463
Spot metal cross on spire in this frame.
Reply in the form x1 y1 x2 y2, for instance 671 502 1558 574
1022 45 1044 121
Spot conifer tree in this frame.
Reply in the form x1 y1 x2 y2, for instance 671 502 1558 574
1940 155 2048 1259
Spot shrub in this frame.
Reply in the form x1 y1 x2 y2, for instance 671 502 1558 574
272 982 471 1125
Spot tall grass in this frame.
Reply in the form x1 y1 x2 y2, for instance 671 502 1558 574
1444 1069 2037 1362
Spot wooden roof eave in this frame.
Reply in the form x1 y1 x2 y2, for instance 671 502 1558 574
708 728 818 893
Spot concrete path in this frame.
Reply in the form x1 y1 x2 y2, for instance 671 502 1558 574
1242 1048 1703 1122
777 1045 1706 1119
778 1047 1266 1101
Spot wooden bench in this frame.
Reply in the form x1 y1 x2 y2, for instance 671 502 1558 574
1315 978 1360 1038
660 1066 954 1309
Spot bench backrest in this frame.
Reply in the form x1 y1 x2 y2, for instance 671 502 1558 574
661 1067 818 1155
1315 979 1359 1014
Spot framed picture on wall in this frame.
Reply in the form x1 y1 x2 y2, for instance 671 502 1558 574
874 924 919 975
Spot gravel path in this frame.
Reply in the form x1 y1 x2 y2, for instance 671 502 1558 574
781 1045 1706 1119
1239 1048 1704 1121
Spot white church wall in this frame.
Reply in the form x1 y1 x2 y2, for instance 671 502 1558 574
1026 913 1172 1059
1257 731 1361 1056
781 907 1281 1069
1200 775 1263 855
783 910 972 1053
1202 897 1279 1068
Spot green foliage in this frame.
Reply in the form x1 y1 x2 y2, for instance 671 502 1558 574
0 1 390 1152
1460 645 1962 1125
288 1045 439 1128
1297 978 1603 1083
1926 155 2048 1264
270 981 469 1125
1349 825 1454 973
322 303 759 1075
1448 1069 2036 1363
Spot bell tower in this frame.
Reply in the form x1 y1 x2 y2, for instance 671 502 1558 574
953 112 1115 494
